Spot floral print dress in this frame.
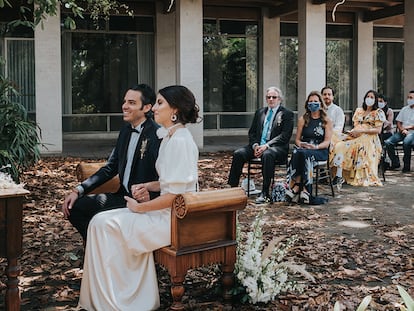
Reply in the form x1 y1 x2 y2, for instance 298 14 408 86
330 108 385 186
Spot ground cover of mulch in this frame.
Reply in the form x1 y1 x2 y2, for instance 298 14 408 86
1 151 413 310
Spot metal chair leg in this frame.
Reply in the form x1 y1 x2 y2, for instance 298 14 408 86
247 161 251 196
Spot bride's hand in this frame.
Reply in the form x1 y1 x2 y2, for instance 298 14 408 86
124 196 144 213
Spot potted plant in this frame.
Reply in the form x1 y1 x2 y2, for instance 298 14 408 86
0 61 41 182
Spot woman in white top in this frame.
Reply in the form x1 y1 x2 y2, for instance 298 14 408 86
79 85 200 311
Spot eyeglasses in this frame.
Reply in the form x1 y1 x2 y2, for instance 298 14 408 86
266 96 279 99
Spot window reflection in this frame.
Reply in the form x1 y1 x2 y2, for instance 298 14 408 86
374 41 404 109
203 19 258 129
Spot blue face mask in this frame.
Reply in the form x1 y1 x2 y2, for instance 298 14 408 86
308 102 321 112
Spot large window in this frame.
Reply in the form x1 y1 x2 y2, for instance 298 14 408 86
280 37 298 112
326 39 352 111
203 19 258 130
5 38 35 116
280 23 353 113
62 15 154 132
373 26 404 110
0 25 35 119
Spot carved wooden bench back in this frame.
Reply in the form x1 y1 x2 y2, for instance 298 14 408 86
76 161 247 310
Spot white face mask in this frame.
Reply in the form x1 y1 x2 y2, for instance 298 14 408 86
365 97 375 107
378 102 386 109
407 99 414 107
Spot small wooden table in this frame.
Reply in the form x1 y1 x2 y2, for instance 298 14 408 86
0 188 29 311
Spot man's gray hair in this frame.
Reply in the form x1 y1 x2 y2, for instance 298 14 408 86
266 86 284 102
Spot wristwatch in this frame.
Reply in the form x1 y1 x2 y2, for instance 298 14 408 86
74 185 84 198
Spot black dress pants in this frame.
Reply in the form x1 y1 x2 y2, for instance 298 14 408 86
228 145 287 196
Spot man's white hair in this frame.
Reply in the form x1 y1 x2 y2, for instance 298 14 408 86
266 86 283 102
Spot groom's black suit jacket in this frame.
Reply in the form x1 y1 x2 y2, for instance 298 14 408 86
80 117 161 199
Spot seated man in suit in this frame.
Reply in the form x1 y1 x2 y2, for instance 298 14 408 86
228 86 294 203
61 84 162 240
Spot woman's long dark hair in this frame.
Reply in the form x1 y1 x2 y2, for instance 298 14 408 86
158 85 201 125
362 89 379 111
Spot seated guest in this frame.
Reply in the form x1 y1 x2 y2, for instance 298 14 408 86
285 91 332 204
330 90 385 186
384 90 414 172
228 86 294 204
378 93 394 142
321 86 345 133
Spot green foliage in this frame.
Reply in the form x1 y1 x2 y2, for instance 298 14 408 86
0 0 11 8
334 286 414 311
356 296 372 311
3 0 133 30
397 285 414 311
0 65 41 182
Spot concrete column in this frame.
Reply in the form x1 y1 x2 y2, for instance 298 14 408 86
404 0 414 95
355 13 373 107
155 2 176 90
35 10 62 154
262 9 280 103
297 0 326 116
175 0 203 148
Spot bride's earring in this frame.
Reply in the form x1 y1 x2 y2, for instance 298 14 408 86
171 114 177 122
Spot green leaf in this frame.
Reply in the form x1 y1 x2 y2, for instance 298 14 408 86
356 295 372 311
0 0 11 8
334 301 341 311
64 252 79 261
397 285 414 311
69 18 76 30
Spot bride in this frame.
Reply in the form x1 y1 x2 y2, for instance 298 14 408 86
79 85 200 311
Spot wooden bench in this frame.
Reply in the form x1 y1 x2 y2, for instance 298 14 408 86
76 162 247 310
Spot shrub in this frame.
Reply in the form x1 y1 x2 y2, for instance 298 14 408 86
0 65 41 182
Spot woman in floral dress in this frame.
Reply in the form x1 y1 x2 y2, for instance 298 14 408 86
330 90 385 186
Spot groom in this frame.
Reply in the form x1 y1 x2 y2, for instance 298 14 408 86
62 84 161 240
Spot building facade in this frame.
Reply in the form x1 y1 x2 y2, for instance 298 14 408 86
1 0 413 153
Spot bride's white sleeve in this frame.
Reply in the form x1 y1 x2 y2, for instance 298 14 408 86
159 135 198 194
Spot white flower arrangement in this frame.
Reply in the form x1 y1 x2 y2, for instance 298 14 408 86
233 209 315 304
0 165 25 190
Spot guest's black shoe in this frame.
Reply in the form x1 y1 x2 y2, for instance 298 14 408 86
390 163 401 170
255 193 271 204
299 191 310 204
402 167 410 173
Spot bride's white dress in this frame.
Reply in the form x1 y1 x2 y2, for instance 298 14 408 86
79 128 198 311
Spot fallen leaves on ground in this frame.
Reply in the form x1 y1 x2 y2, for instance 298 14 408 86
0 152 413 310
